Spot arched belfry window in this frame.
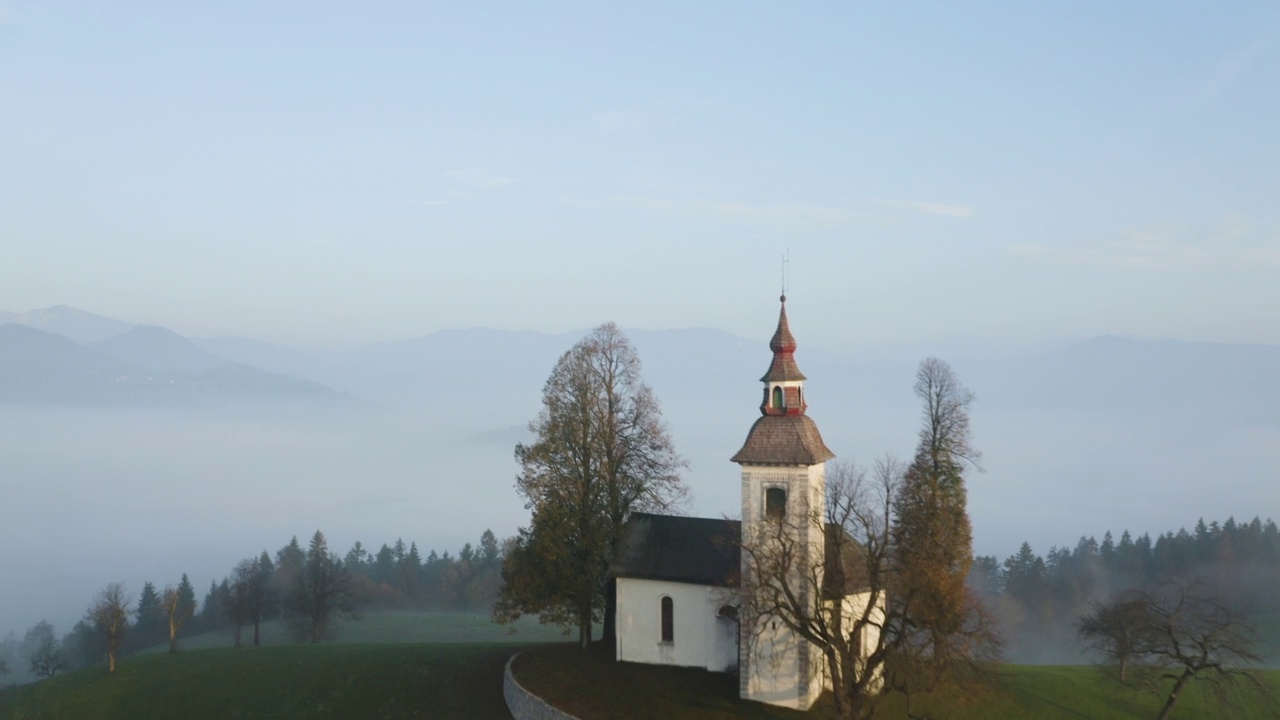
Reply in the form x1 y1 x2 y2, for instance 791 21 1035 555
661 596 674 643
765 487 787 522
772 386 784 410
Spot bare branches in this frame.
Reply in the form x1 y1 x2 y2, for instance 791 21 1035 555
1079 579 1270 720
86 583 130 674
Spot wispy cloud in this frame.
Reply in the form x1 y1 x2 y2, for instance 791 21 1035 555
1201 38 1272 99
447 168 514 189
606 194 972 226
1008 218 1280 270
411 169 513 208
592 110 650 133
872 200 976 218
616 196 887 227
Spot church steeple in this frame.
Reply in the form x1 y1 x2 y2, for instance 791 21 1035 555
760 295 807 417
731 295 833 465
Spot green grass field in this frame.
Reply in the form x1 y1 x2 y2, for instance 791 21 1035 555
514 643 1280 720
0 643 524 720
5 611 1276 720
139 611 569 653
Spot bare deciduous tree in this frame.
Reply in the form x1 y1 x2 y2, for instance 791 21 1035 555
1076 590 1150 683
86 583 130 674
225 560 256 647
1080 580 1270 720
161 579 196 654
23 621 64 679
739 459 895 720
737 357 998 720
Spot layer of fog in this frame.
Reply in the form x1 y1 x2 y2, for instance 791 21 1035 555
3 329 1277 645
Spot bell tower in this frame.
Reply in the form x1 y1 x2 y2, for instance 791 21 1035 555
732 294 834 710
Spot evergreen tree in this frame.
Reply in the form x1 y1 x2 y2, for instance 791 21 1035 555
891 357 992 686
287 530 356 643
133 582 165 649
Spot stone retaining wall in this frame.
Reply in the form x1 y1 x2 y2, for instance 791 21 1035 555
503 651 581 720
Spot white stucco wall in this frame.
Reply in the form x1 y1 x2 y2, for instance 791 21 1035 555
615 577 738 673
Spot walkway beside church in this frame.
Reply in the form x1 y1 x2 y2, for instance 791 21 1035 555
504 651 582 720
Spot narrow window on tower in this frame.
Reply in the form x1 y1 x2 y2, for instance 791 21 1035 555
765 487 787 522
772 386 784 410
661 596 674 643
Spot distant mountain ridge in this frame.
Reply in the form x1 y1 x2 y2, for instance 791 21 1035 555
0 323 346 407
6 305 1280 427
0 305 136 344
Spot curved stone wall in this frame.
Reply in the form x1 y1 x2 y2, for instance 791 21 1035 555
503 651 582 720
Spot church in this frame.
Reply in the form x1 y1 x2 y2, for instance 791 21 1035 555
610 296 881 710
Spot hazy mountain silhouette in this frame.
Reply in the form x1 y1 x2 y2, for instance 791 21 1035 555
0 305 136 344
0 324 346 406
91 325 229 374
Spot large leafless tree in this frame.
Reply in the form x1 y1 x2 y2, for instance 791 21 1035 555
1079 580 1270 720
737 357 998 720
495 323 688 648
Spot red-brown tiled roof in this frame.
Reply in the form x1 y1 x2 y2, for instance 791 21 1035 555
761 352 806 382
730 414 835 465
761 300 807 382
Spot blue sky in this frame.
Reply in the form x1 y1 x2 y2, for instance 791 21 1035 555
2 2 1277 351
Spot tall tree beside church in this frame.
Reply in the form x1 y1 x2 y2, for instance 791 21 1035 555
495 323 688 648
890 357 994 692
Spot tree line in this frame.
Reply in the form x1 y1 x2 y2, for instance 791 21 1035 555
971 515 1280 663
0 527 505 682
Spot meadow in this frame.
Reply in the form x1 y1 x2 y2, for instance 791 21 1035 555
3 612 1275 719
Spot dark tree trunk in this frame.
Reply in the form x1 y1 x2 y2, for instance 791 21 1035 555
253 617 261 646
602 577 617 642
1156 669 1194 720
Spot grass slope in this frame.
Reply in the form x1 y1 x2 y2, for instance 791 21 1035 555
515 644 1280 720
0 643 524 720
143 611 569 653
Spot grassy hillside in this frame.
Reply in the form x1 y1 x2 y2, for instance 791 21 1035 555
0 612 566 720
0 643 523 720
141 611 569 652
515 643 1280 720
6 609 1274 720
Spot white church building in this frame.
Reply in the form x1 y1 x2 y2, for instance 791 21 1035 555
610 296 880 710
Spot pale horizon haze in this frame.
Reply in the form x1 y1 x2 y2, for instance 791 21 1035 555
2 2 1278 352
1 2 1279 643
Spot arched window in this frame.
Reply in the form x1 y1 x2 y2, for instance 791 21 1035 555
772 386 784 410
765 487 786 522
661 596 674 643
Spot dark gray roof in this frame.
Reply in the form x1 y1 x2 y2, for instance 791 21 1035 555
731 414 835 466
823 525 872 599
611 513 741 587
610 513 871 598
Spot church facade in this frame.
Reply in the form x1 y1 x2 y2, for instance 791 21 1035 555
611 296 878 710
